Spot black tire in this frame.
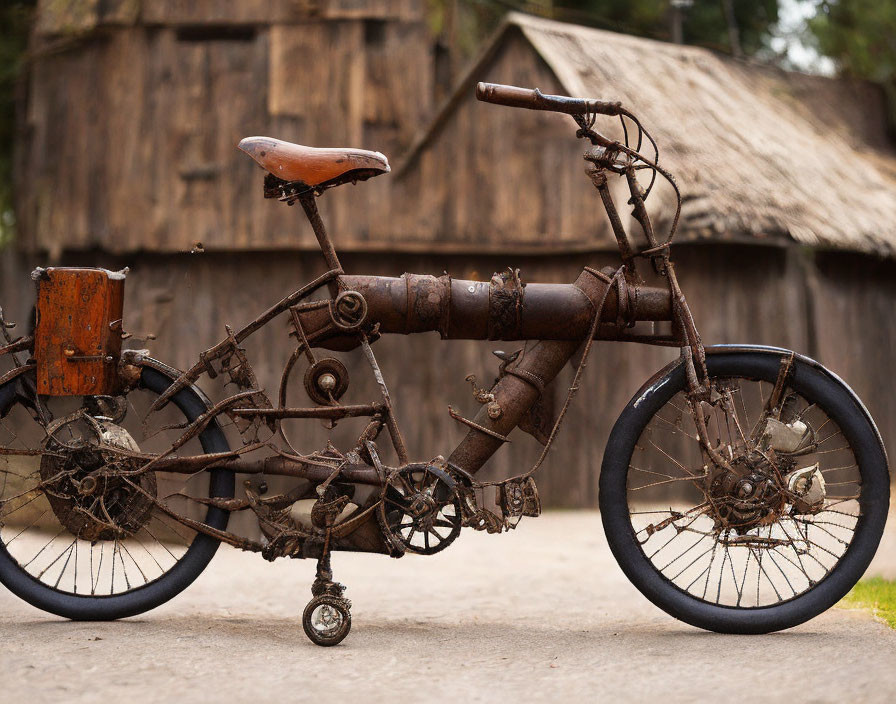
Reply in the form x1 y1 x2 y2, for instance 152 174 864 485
599 350 890 634
0 365 234 620
303 595 352 646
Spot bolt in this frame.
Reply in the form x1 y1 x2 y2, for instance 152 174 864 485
317 373 337 392
79 476 98 496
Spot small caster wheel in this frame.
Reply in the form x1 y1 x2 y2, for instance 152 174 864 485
302 595 352 647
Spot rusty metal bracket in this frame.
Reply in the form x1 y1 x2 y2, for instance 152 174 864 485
448 405 511 443
403 273 451 337
488 268 525 340
0 336 32 358
0 363 36 388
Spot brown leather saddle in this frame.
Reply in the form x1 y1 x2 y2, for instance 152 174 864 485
238 136 390 191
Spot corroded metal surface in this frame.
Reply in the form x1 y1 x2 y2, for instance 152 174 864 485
32 268 125 396
317 271 672 344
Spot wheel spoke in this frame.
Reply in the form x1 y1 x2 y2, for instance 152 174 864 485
0 384 216 600
380 467 460 554
625 374 863 610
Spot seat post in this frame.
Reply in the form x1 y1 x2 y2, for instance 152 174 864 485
299 193 343 295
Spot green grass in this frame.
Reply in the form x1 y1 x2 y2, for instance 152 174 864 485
841 577 896 629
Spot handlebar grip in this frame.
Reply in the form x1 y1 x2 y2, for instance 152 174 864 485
475 83 546 109
475 82 622 116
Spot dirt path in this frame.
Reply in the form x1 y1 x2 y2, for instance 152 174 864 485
1 512 894 703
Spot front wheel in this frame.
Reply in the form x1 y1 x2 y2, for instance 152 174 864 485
600 349 889 634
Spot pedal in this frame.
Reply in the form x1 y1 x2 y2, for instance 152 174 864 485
310 494 351 530
498 477 541 519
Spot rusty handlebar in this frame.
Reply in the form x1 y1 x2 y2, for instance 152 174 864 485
475 82 622 117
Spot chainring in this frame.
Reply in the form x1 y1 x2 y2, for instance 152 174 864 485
377 464 462 556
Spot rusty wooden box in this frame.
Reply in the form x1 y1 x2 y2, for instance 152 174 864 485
33 267 126 396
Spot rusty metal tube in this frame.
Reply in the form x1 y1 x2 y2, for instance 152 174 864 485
150 454 383 484
230 404 384 419
256 457 383 485
331 272 671 341
285 269 670 470
446 268 615 474
447 338 579 474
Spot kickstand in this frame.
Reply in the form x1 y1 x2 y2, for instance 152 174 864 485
311 542 346 599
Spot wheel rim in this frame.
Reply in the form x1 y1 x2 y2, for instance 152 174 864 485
626 374 862 609
309 603 344 637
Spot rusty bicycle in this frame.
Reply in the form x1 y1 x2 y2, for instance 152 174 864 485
0 82 889 646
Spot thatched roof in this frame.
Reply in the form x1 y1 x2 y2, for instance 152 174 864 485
401 12 896 256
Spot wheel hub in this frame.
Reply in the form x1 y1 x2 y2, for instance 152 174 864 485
407 492 436 519
708 457 783 532
39 417 157 542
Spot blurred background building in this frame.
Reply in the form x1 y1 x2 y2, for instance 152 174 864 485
1 0 895 505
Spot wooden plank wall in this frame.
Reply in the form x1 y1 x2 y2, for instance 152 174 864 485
3 242 873 507
386 31 617 251
17 19 680 257
811 251 896 461
33 0 423 33
17 5 432 256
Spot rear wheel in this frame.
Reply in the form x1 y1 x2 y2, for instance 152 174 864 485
0 365 233 619
600 351 890 633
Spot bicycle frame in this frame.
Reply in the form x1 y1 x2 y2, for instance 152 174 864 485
1 82 707 560
5 81 882 647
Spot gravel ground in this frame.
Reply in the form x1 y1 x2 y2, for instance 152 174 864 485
1 511 894 703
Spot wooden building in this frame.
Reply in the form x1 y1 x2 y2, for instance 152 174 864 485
4 7 896 506
14 0 432 257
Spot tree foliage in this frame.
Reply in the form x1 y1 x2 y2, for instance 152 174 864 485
808 0 896 83
428 1 780 67
546 1 779 55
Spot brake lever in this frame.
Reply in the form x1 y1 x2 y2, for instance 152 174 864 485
571 114 614 147
584 145 632 174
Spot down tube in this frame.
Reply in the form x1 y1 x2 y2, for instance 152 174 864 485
447 338 580 474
